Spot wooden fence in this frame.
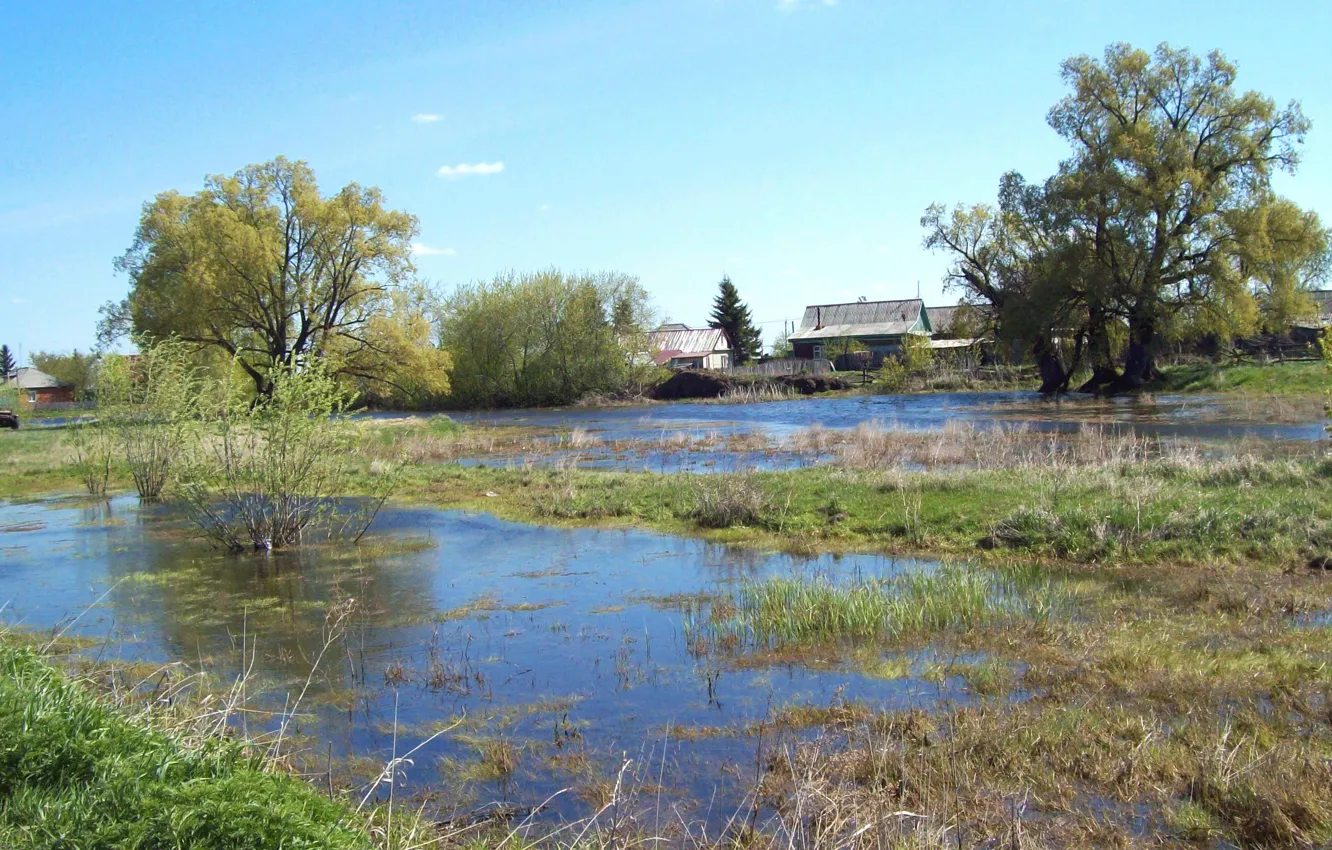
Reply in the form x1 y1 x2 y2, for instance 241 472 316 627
722 358 834 377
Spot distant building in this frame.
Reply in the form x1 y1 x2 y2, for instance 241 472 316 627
3 367 75 408
1302 289 1332 327
788 298 932 361
646 325 733 370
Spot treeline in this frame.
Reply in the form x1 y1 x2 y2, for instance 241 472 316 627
924 43 1331 394
90 156 678 411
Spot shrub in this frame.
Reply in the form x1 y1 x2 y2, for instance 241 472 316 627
685 473 774 529
179 363 391 551
97 339 202 502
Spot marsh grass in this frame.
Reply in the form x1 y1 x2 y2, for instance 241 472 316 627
684 472 776 529
693 564 1065 651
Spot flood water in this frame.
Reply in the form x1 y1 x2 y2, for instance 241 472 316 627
438 391 1326 442
367 391 1326 474
0 495 989 823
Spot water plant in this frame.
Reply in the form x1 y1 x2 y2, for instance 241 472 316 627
695 564 1064 650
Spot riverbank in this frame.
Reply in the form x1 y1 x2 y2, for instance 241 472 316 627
0 639 374 849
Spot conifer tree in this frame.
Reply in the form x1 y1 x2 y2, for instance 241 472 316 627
707 276 762 365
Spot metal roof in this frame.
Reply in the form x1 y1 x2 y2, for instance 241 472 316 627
4 367 68 390
925 305 960 335
788 298 927 341
646 326 731 364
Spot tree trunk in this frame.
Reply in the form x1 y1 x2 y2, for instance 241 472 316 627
1074 309 1118 394
1108 314 1158 394
1032 335 1069 395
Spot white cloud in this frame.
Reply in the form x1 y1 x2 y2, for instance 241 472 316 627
437 161 504 179
412 243 456 257
778 0 836 10
412 113 441 124
782 268 800 277
9 298 24 304
538 203 552 213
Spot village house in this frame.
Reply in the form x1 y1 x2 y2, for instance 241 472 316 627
646 324 733 370
788 298 932 363
3 367 75 409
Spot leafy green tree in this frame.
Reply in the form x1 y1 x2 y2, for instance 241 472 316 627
344 282 452 408
770 330 793 359
30 350 97 399
900 333 934 374
1050 43 1314 389
926 43 1328 394
439 270 652 408
0 345 14 379
102 157 420 397
708 276 762 365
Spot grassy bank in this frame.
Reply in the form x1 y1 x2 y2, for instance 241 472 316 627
0 642 371 849
388 450 1332 567
7 418 1331 567
1154 359 1327 395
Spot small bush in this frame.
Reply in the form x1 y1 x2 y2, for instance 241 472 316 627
685 473 774 529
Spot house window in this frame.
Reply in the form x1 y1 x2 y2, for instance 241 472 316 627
812 344 825 360
27 391 37 404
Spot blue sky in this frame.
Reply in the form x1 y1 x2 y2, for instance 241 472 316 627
2 0 1330 358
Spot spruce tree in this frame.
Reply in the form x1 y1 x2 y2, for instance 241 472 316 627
0 345 13 380
707 276 762 365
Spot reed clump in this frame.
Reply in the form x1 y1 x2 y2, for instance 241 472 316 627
695 564 1064 650
684 472 775 529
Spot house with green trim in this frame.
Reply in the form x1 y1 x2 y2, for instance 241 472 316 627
788 298 932 362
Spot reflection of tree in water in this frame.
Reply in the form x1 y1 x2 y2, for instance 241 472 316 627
102 505 438 691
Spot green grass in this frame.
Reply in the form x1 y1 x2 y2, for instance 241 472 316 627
0 644 370 850
390 456 1332 567
1155 359 1328 395
695 564 1064 648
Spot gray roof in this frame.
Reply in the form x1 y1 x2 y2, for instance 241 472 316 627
788 298 927 342
925 305 960 335
4 367 67 390
646 326 731 364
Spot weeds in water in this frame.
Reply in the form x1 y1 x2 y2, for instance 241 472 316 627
693 564 1065 650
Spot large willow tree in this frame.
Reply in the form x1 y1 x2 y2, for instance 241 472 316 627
925 44 1329 393
439 270 655 408
102 157 445 399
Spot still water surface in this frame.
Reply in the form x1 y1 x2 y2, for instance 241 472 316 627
0 495 979 821
438 391 1326 442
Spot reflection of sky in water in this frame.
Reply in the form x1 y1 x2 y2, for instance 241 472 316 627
368 390 1326 442
362 391 1326 472
0 496 988 822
